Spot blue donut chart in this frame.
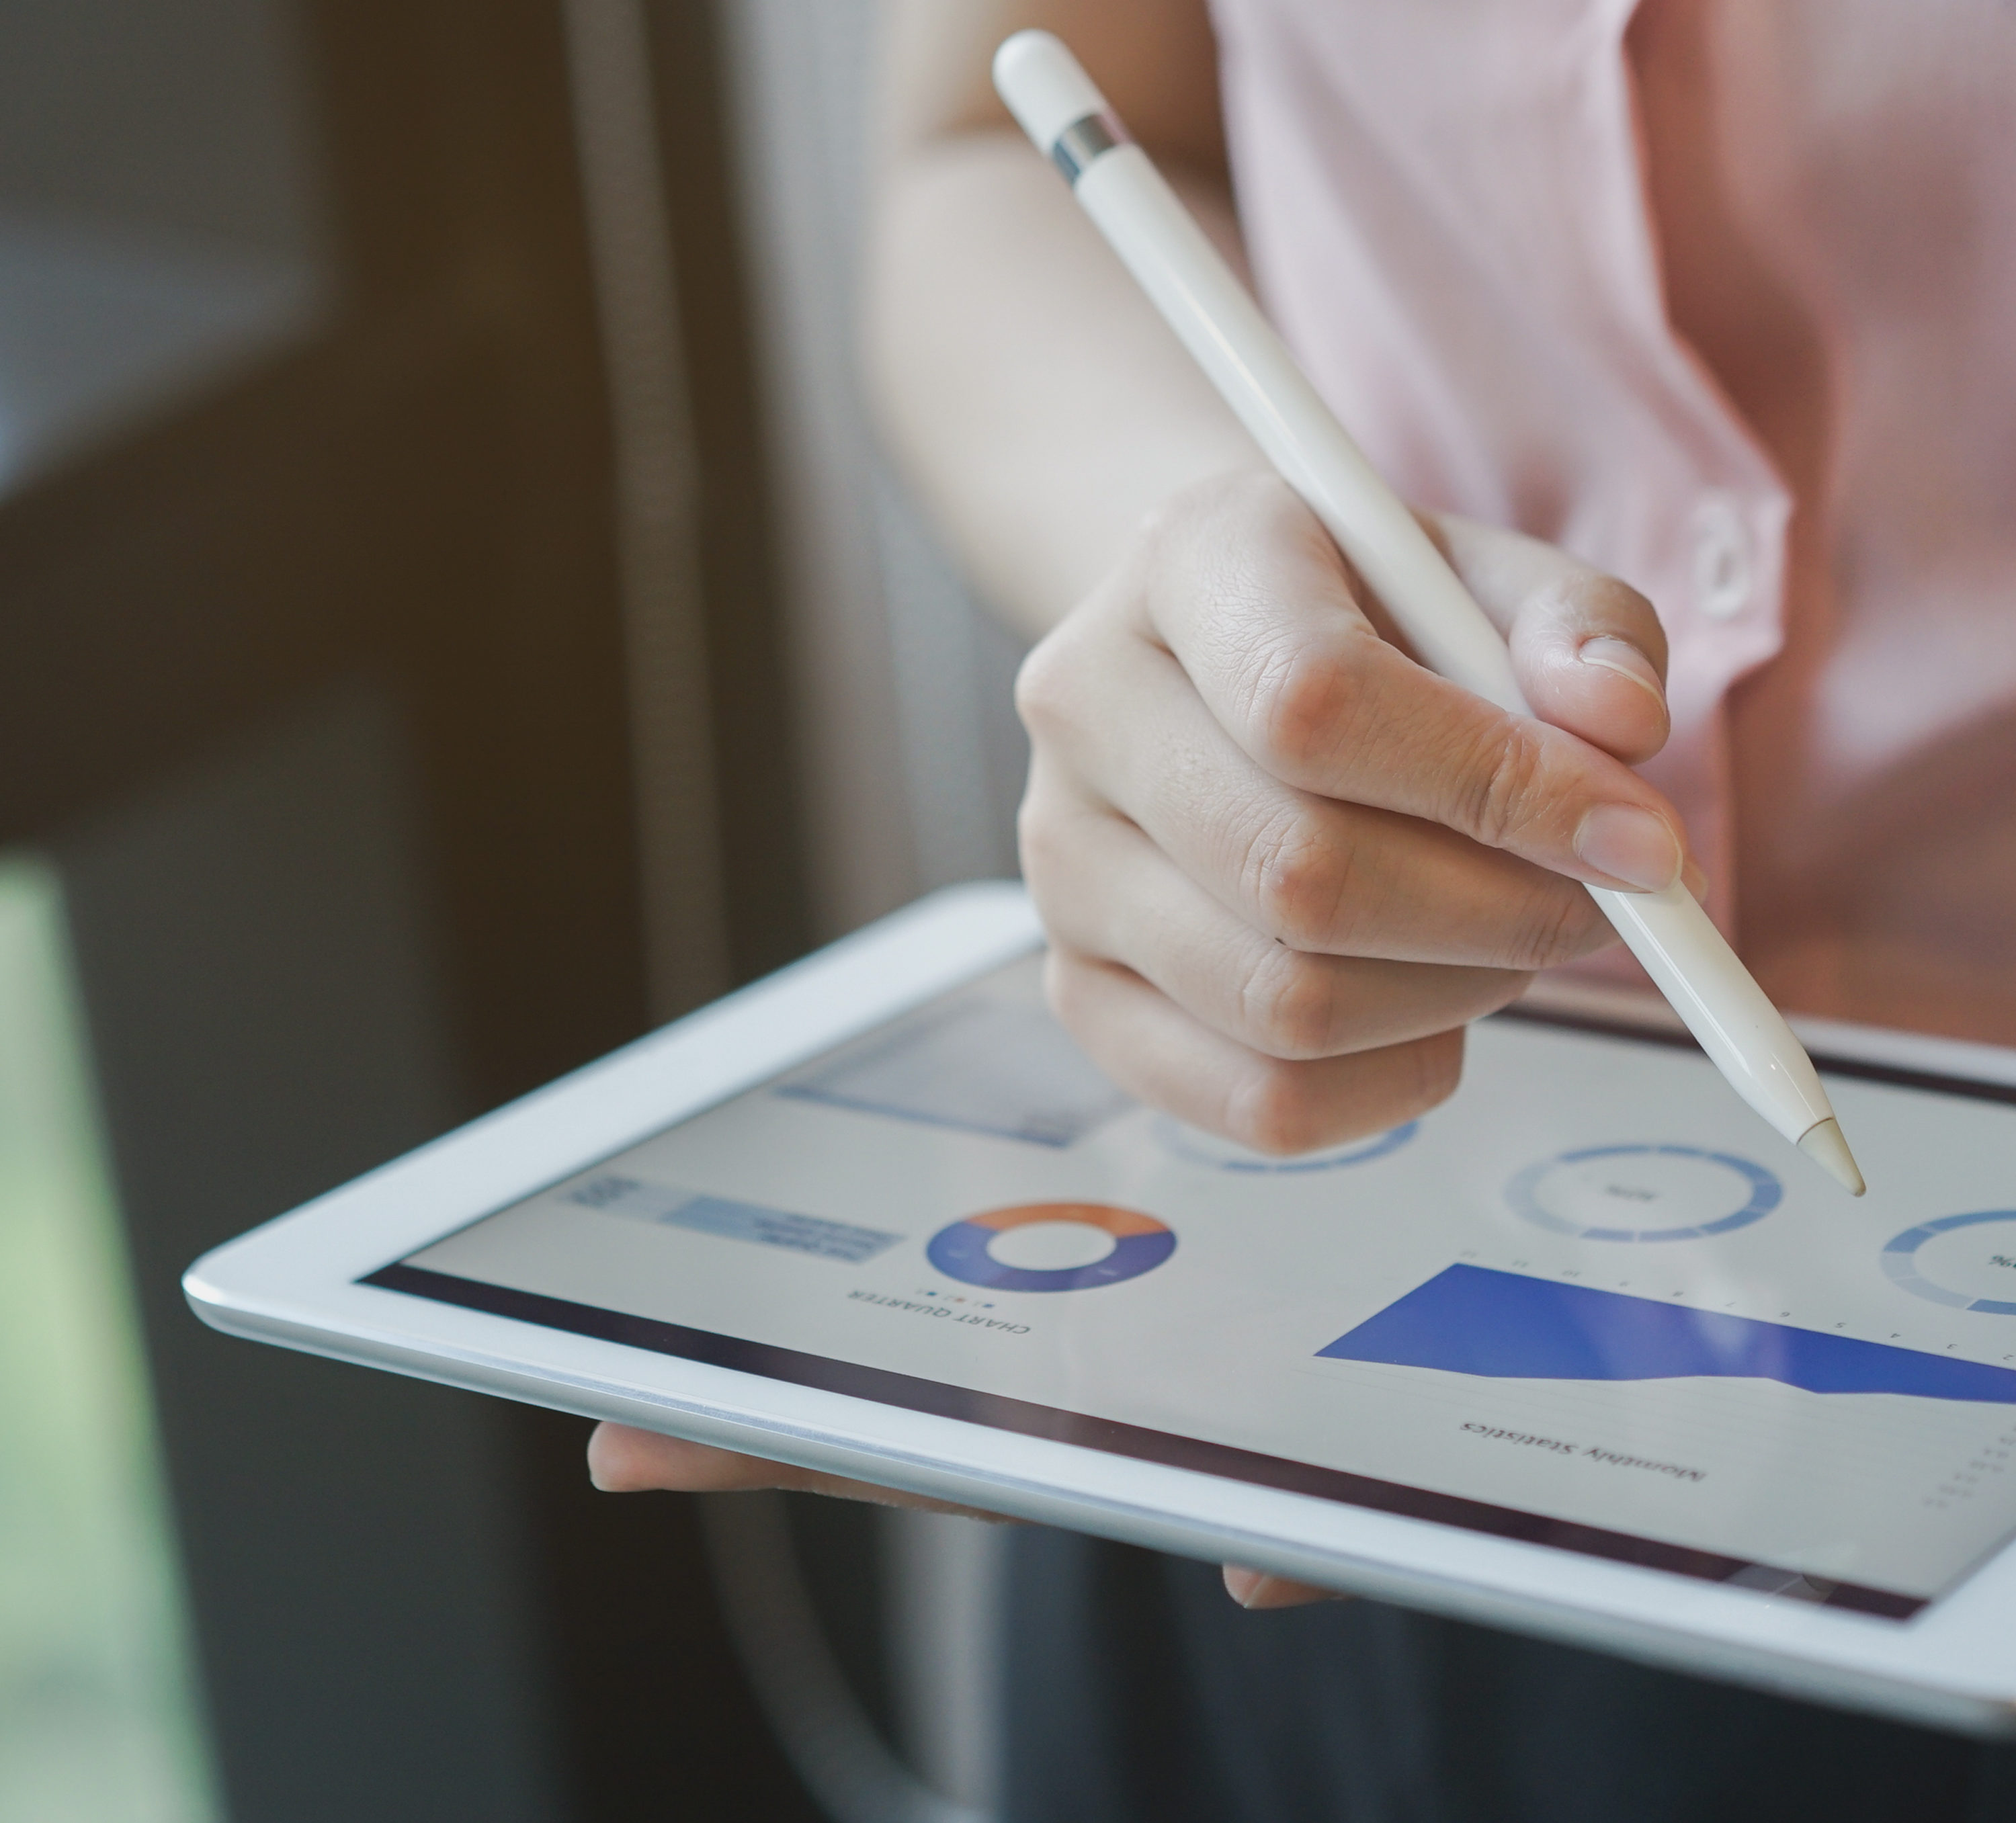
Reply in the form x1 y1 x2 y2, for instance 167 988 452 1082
1507 1144 1781 1242
927 1201 1175 1293
1882 1211 2016 1314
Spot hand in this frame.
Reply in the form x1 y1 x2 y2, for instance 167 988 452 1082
587 472 1691 1610
585 1424 1008 1522
1016 468 1692 1154
587 1426 1347 1609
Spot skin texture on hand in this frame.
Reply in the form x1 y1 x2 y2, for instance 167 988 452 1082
1019 470 1692 1156
1221 1567 1342 1609
591 1429 1346 1606
586 1425 1009 1522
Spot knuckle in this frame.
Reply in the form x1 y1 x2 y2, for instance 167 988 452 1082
1460 720 1555 850
1241 809 1351 949
1245 640 1368 779
1129 471 1296 611
1012 636 1075 741
1498 879 1610 970
1239 947 1343 1060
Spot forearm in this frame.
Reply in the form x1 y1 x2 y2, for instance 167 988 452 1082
864 130 1260 640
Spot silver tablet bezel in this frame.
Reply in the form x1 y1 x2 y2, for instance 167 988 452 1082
185 880 2016 1736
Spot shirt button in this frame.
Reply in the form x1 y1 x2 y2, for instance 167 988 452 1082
1690 491 1753 620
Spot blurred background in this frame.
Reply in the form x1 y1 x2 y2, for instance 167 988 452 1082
0 2 1025 1818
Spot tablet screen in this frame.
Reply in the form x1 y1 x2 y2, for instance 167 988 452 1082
372 955 2016 1619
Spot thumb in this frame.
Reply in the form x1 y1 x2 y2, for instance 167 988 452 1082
1431 514 1671 767
1222 1564 1352 1609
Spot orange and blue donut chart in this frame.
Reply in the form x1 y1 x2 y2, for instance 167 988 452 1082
926 1201 1175 1292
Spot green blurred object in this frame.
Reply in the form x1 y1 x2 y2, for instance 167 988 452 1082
0 857 218 1823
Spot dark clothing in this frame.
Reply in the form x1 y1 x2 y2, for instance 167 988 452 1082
1001 1528 2016 1823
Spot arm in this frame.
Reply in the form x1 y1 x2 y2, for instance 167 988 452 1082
865 0 1256 637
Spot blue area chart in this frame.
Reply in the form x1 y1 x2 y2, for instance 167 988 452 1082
1319 1265 2016 1404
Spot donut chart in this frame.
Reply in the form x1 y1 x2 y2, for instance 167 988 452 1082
1882 1211 2016 1314
1507 1144 1781 1242
927 1201 1175 1292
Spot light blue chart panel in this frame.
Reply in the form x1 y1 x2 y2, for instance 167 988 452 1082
566 1175 902 1265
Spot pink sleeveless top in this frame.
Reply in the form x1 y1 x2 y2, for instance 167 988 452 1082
1209 0 2016 1042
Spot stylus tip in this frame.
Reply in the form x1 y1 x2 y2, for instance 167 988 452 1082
1798 1117 1865 1197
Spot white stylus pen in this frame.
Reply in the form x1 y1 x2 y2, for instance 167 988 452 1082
993 30 1865 1194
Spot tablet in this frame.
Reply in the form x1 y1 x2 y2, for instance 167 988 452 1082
185 882 2016 1734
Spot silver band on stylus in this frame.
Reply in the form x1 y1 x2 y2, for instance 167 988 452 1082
1051 112 1128 183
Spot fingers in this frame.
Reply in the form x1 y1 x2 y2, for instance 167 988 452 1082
1046 946 1464 1154
1222 1566 1350 1609
586 1425 1011 1521
1431 513 1670 765
1018 656 1615 970
1105 474 1689 893
1024 776 1536 1054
